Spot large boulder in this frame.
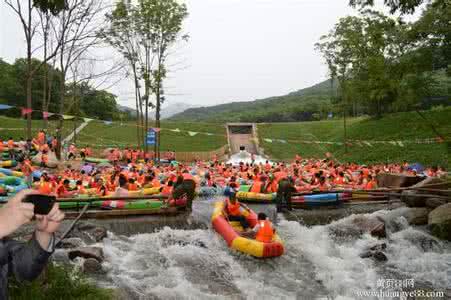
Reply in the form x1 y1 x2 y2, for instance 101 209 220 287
352 216 386 238
425 198 447 209
58 237 84 249
82 258 105 274
377 173 424 188
428 203 451 241
66 222 108 243
68 247 104 262
404 207 430 225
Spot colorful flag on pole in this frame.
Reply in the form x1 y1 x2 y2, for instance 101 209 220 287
0 104 13 110
42 111 55 120
21 107 33 116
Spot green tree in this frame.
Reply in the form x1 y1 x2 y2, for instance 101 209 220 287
104 0 188 155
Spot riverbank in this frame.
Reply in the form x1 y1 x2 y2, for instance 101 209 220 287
8 264 114 300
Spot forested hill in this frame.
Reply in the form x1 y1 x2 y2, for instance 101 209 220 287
169 79 338 123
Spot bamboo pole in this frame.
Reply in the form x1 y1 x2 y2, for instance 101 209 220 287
57 194 167 202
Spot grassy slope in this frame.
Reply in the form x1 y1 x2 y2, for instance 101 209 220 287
169 79 334 122
258 107 451 167
0 116 72 140
77 120 227 151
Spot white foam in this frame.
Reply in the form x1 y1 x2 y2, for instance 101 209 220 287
226 150 270 165
100 207 451 299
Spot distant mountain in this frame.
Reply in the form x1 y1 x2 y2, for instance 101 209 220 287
117 104 136 115
149 102 197 120
169 79 338 123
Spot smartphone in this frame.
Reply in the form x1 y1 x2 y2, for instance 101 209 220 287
23 194 56 215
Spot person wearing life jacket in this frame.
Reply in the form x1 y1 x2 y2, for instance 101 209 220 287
51 135 58 152
223 190 249 230
7 137 15 160
20 157 34 184
38 175 53 195
250 176 266 193
251 213 275 242
75 180 86 194
40 150 49 168
265 174 278 193
68 144 76 160
79 147 86 160
128 178 138 191
106 174 117 192
56 179 72 198
114 175 129 197
161 181 174 196
364 174 378 190
37 130 46 146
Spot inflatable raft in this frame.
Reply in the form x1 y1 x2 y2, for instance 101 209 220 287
0 160 18 168
84 157 110 164
0 176 28 194
236 190 352 207
59 199 167 210
291 192 351 206
211 201 284 258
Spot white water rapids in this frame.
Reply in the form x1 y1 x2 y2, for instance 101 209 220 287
98 199 450 299
227 150 270 165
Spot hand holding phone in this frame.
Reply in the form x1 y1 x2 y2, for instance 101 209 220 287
23 194 56 215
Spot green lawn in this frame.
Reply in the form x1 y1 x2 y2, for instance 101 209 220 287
0 115 73 141
258 107 451 167
77 120 227 152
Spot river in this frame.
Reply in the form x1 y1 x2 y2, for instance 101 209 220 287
97 197 451 299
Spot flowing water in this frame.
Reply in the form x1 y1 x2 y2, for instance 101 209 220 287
100 197 451 299
227 150 270 165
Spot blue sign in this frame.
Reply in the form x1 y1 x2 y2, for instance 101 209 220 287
146 129 156 145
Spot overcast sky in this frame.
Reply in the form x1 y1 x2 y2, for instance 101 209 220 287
0 0 417 109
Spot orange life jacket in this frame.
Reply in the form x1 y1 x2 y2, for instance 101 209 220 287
365 180 377 190
182 173 194 181
39 181 53 194
151 178 161 188
77 185 86 194
128 183 138 191
226 199 241 216
38 132 45 144
161 185 173 195
250 181 264 193
7 140 14 149
255 220 274 243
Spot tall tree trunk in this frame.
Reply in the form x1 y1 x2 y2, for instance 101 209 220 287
155 84 160 161
42 14 49 129
56 72 66 160
26 0 32 140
